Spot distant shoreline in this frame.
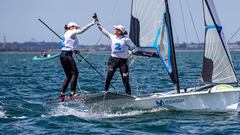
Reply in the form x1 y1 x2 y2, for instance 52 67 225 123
1 41 240 53
2 49 240 55
0 51 111 55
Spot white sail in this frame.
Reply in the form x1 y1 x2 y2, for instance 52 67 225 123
202 0 238 83
130 0 180 91
130 0 165 47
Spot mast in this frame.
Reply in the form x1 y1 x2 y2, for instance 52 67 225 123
164 0 180 93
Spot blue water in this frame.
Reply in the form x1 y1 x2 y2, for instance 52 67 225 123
1 52 240 134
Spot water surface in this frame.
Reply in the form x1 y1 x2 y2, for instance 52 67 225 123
0 52 240 134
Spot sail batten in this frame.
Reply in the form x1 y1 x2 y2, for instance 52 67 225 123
202 0 238 84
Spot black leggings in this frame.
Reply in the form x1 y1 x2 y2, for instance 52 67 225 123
104 57 131 95
60 51 78 94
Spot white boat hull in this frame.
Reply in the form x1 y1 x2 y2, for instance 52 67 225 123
84 86 240 111
133 89 240 111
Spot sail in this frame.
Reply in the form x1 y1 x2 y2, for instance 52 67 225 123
130 0 166 57
130 0 180 91
130 0 165 47
202 0 238 83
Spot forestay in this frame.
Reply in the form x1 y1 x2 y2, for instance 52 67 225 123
202 0 238 83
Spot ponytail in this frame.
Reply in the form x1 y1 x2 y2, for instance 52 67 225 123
122 31 128 35
64 25 68 30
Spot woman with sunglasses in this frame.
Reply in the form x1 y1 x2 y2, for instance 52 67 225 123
60 20 96 99
95 17 137 95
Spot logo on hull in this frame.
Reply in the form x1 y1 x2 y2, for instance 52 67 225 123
156 98 184 107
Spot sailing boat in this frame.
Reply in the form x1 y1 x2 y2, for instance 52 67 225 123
53 0 240 111
125 0 240 110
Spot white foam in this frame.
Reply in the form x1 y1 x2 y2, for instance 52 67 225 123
102 108 166 118
0 106 6 118
12 116 28 119
49 104 165 119
0 111 6 118
41 114 47 117
50 104 90 117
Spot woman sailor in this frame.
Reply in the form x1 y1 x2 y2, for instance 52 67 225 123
60 20 96 98
94 15 137 95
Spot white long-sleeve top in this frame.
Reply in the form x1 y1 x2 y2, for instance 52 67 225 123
61 22 94 51
97 23 137 59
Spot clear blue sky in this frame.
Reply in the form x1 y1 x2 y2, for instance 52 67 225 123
0 0 240 44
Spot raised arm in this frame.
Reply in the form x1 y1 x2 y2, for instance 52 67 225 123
75 20 95 34
96 22 112 39
93 13 113 39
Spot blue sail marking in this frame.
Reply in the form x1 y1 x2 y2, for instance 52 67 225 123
205 25 222 31
153 17 173 74
165 21 173 74
130 0 180 90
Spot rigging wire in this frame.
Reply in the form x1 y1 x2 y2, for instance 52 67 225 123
99 0 122 91
172 22 180 44
179 0 189 43
96 0 120 46
81 0 120 65
187 1 205 86
186 0 201 43
227 26 240 44
77 0 120 92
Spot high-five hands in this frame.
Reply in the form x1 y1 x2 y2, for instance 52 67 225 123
92 13 100 25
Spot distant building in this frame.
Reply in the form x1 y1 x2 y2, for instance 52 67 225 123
3 34 6 47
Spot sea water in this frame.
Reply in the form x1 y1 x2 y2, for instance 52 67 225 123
0 52 240 134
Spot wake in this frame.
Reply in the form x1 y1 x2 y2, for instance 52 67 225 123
47 103 166 119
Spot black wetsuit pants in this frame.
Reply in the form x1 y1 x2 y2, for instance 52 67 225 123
60 51 78 94
104 57 131 95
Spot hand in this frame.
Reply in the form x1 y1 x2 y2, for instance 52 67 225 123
74 50 80 55
132 48 138 53
92 18 99 25
92 19 98 25
92 13 98 20
92 13 99 24
128 50 133 56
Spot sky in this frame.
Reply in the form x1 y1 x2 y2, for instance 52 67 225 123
1 0 240 44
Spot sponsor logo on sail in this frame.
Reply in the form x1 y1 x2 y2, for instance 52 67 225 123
156 98 184 106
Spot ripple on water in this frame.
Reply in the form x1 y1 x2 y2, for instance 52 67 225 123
1 53 240 134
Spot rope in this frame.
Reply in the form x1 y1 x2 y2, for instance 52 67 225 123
75 53 116 90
